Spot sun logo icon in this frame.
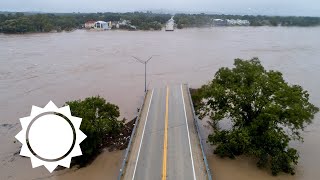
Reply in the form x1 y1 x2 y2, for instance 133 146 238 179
15 101 87 172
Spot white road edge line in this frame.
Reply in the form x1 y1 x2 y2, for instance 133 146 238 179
131 89 154 180
181 84 197 180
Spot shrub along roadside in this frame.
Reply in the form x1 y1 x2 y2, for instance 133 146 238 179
66 96 124 167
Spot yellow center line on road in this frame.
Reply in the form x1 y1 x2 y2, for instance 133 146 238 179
162 86 169 180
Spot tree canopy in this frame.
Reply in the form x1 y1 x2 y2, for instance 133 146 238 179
193 58 319 175
1 12 320 33
0 12 171 33
66 96 123 166
174 14 320 28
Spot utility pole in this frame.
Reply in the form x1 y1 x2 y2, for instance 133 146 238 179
132 55 157 92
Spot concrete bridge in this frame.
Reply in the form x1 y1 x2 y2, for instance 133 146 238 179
119 84 211 180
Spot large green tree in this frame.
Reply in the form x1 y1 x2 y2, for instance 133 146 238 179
66 96 122 166
194 58 319 175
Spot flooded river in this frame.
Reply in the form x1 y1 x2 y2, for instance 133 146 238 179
0 27 319 179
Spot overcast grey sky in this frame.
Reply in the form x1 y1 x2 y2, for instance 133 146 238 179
1 0 320 16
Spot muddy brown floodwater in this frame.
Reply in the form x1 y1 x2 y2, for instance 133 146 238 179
0 27 320 180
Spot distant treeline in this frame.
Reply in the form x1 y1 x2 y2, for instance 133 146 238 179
175 13 320 28
0 12 171 33
1 12 320 33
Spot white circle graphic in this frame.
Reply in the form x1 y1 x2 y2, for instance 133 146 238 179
28 114 74 160
15 101 87 173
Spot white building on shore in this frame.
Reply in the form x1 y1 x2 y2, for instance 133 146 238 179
94 21 112 30
165 17 175 31
226 19 250 26
212 19 250 26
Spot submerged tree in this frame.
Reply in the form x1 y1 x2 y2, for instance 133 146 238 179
194 58 319 175
66 96 122 166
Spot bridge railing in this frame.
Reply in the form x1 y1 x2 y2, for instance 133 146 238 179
186 84 213 180
117 91 148 180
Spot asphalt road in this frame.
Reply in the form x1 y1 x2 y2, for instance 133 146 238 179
167 86 195 180
123 85 207 180
133 87 166 180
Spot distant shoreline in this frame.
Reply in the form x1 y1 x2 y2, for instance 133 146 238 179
1 25 320 36
1 12 320 34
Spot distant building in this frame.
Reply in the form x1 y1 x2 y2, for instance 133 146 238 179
166 17 174 31
226 19 250 26
118 19 131 26
111 21 119 28
213 19 228 26
94 21 112 30
84 20 96 29
213 19 250 26
114 19 137 30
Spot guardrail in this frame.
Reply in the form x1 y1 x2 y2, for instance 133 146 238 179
186 84 213 180
117 91 148 180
